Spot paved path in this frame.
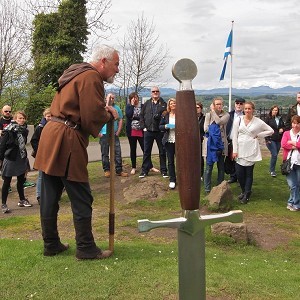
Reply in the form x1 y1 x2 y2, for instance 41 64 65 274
27 137 268 169
27 137 159 167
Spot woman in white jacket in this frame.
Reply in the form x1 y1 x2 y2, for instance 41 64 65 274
232 102 273 204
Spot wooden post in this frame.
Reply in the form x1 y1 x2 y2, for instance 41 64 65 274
108 119 115 252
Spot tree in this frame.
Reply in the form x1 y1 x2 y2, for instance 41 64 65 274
25 0 116 43
0 0 30 99
29 0 89 90
117 14 169 96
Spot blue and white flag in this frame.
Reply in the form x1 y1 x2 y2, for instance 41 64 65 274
219 30 232 81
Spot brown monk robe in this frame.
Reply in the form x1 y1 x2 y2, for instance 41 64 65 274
34 45 119 260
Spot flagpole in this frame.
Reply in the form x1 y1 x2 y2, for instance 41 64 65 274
229 20 234 112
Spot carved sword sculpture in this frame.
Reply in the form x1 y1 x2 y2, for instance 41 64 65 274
138 58 243 300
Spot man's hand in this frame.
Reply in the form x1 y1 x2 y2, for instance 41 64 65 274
105 106 118 120
232 153 238 160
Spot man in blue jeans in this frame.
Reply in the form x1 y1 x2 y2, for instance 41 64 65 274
139 87 168 178
99 93 128 178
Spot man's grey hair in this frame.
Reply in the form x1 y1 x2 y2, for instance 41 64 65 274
90 45 118 62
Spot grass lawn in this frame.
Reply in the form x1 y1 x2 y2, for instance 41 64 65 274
0 156 300 300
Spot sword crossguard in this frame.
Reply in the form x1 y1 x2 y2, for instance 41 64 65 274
138 210 243 236
180 210 243 236
138 217 186 232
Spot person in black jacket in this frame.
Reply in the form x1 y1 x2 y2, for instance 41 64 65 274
285 92 300 130
0 111 32 213
30 108 51 203
226 98 245 183
265 105 285 177
139 87 167 178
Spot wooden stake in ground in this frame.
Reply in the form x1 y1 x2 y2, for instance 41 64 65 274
108 117 115 252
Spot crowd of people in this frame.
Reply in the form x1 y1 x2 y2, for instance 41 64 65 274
1 44 300 260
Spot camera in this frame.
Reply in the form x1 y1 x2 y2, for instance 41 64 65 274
153 114 160 120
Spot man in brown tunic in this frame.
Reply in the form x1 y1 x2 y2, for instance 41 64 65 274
34 45 119 260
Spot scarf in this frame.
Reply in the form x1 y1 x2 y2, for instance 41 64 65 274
4 122 27 158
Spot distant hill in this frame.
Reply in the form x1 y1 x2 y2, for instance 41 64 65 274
194 85 300 96
107 85 300 97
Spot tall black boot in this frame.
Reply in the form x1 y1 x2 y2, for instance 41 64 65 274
41 217 69 256
74 217 112 260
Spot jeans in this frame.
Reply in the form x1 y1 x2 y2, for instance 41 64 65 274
235 163 255 194
36 170 42 198
204 153 225 192
127 136 144 168
141 131 167 174
99 135 123 173
286 164 300 209
165 142 176 183
266 140 281 173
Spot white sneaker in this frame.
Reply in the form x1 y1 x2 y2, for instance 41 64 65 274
169 182 176 189
130 168 136 175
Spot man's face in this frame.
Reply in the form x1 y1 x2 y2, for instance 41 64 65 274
151 88 160 100
104 52 120 84
235 101 244 112
297 93 300 104
2 106 11 118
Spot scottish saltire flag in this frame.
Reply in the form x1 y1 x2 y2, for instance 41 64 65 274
219 30 233 81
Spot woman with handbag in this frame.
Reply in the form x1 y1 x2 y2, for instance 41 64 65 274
281 115 300 211
125 92 144 175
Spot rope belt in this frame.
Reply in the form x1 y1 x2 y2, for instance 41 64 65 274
51 116 81 130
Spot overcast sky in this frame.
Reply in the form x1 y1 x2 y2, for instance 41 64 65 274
105 0 300 90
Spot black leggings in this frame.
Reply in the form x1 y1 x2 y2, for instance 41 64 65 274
2 174 26 204
235 163 255 194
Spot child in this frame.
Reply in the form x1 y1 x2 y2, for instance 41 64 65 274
0 111 32 213
30 108 51 204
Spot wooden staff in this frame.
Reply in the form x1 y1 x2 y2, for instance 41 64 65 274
108 117 115 252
